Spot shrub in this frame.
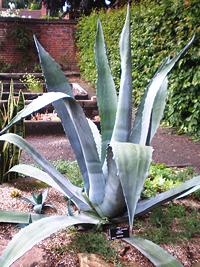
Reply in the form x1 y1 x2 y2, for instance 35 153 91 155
76 0 200 138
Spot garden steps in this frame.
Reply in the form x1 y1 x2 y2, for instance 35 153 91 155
0 71 80 92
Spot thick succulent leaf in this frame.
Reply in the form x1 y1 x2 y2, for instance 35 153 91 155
33 204 43 214
0 213 99 267
33 36 73 97
0 92 69 135
87 118 101 160
176 184 200 199
112 142 153 227
21 196 35 205
130 36 195 145
0 210 30 224
135 175 200 216
63 98 106 205
124 236 183 267
34 36 89 194
0 210 45 224
32 192 42 205
41 189 48 203
0 133 90 211
96 146 126 218
95 19 117 162
112 5 132 142
147 77 168 145
9 164 71 197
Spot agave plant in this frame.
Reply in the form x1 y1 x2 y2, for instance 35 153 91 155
0 6 199 267
21 189 55 214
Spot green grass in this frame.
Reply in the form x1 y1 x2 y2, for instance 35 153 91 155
52 160 83 188
53 230 122 264
134 203 200 244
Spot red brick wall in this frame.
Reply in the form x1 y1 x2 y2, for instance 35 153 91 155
0 17 79 72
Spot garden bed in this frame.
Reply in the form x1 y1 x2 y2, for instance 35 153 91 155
0 176 199 267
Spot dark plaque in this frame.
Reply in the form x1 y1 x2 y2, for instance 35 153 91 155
109 226 130 240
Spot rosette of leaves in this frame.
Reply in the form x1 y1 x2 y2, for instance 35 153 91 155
21 189 55 214
0 6 199 267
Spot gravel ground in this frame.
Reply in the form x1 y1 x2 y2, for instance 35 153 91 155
21 127 200 174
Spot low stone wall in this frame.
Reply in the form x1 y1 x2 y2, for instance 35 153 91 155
0 17 79 72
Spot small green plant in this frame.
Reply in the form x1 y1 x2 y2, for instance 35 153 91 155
0 82 25 183
0 60 12 73
20 73 43 93
21 189 55 214
55 231 118 262
29 1 41 10
33 63 42 73
7 24 33 52
10 189 21 198
53 160 83 188
135 203 200 244
142 164 196 198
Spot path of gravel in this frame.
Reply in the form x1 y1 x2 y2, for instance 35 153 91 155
21 127 200 174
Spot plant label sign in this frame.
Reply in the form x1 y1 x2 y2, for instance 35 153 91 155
109 226 129 240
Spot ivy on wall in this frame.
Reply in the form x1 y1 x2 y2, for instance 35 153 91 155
76 0 200 138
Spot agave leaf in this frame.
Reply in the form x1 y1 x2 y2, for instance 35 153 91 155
9 164 72 197
33 204 43 214
96 146 126 218
124 236 183 267
21 196 35 205
32 192 41 204
41 189 49 203
33 36 73 96
87 118 101 159
176 184 200 199
63 98 106 205
135 175 200 216
112 142 153 227
112 4 132 142
0 210 30 224
0 213 99 267
130 35 195 145
43 204 56 210
0 210 46 224
95 19 117 162
0 92 69 135
34 36 90 194
0 133 90 211
147 77 168 145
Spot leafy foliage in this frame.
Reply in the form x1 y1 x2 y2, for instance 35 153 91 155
20 73 43 93
142 164 196 198
53 160 83 188
76 0 200 138
21 189 55 214
135 203 200 244
0 83 25 183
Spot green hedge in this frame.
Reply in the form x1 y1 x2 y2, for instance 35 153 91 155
76 0 200 138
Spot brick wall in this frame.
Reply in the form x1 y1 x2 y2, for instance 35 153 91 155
0 17 79 72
